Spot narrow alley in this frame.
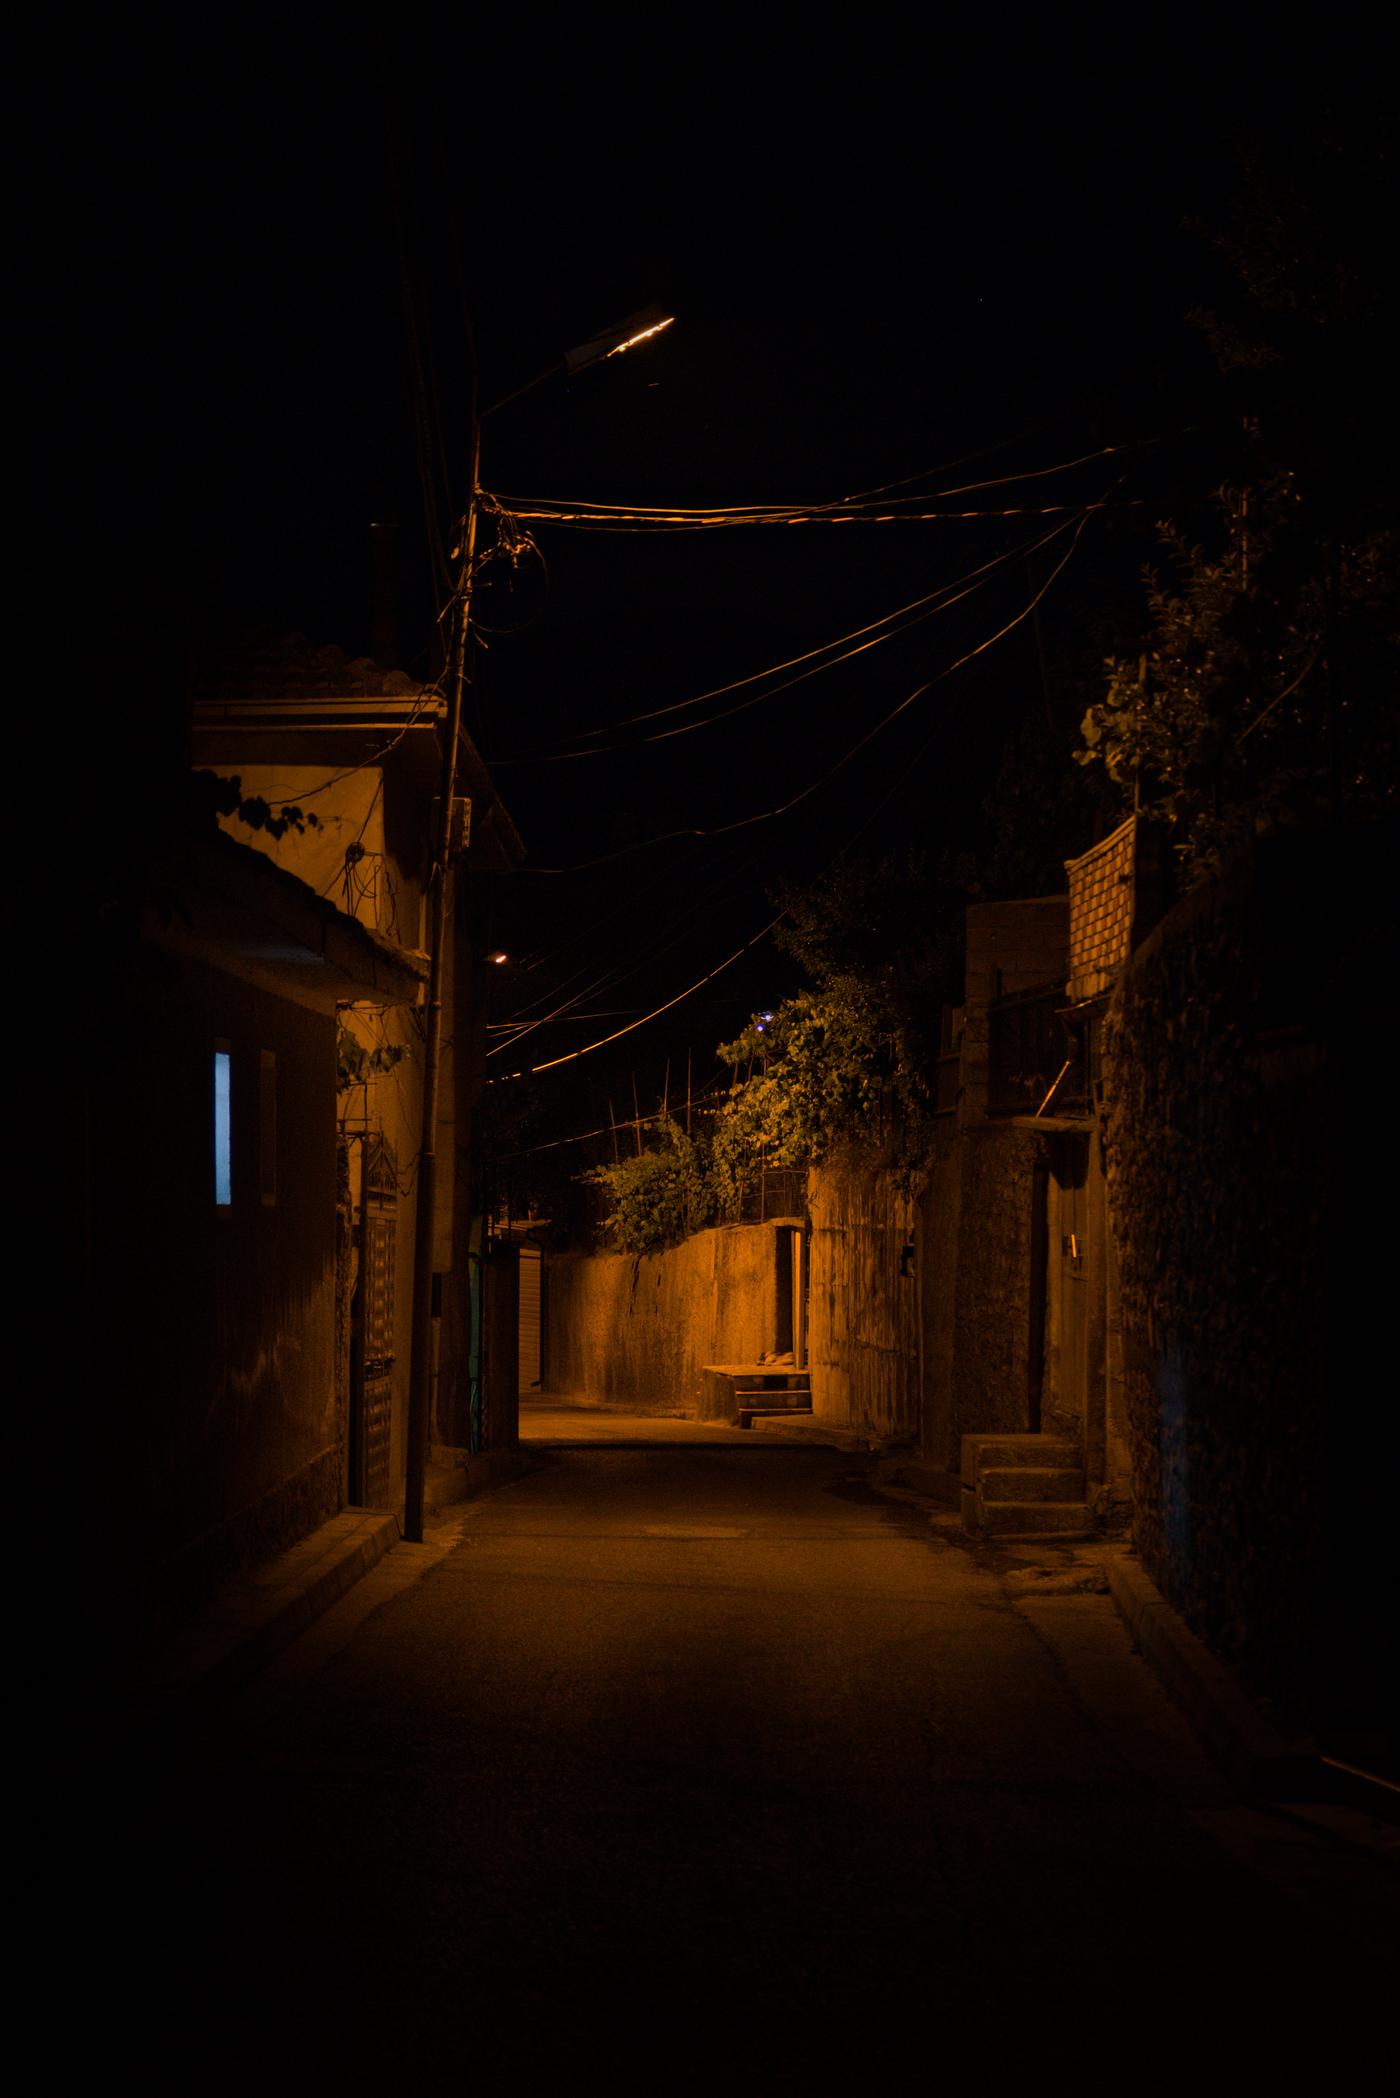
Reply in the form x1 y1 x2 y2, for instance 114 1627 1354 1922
105 1432 1396 2093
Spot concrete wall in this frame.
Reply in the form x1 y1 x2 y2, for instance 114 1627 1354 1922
807 1151 920 1440
545 1224 782 1414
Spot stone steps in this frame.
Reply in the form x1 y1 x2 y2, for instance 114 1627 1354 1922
975 1499 1092 1537
980 1465 1085 1502
964 1433 1079 1471
701 1364 809 1424
959 1431 1090 1539
737 1393 813 1428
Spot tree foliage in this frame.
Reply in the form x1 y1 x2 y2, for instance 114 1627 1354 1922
192 770 321 841
336 1028 408 1091
580 856 956 1250
584 1120 714 1254
709 986 891 1213
1077 480 1398 879
1078 120 1399 881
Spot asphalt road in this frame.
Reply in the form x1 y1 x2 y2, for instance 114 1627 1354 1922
109 1447 1396 2092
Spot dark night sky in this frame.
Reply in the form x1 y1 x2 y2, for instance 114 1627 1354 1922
35 14 1390 1162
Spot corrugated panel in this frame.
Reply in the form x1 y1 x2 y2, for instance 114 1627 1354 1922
518 1246 542 1392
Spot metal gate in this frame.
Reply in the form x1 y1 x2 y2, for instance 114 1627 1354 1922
350 1134 397 1507
518 1243 542 1394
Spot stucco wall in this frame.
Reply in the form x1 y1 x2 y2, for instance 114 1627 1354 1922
807 1151 920 1439
546 1225 781 1413
87 957 342 1626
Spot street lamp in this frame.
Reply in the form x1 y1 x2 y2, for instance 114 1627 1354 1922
403 306 675 1540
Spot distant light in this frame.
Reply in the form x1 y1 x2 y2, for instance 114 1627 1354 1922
486 950 509 965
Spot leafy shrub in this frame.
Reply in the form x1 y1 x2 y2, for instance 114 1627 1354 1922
585 1119 714 1253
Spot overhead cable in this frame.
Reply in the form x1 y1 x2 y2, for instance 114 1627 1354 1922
486 843 762 1056
494 496 1122 532
520 506 1094 876
496 513 1075 764
493 438 1138 527
492 919 780 1081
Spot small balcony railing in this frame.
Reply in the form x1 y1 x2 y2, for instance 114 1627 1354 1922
987 983 1087 1117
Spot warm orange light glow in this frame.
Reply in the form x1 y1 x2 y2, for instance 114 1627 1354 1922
603 315 675 360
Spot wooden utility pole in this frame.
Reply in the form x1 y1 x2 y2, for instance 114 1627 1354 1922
404 305 675 1543
404 414 480 1542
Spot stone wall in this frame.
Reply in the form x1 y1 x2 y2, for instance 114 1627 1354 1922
913 1121 1059 1471
545 1224 782 1414
1102 826 1379 1729
804 1128 1055 1461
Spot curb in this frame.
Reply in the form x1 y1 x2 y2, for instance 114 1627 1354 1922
888 1459 961 1505
1105 1549 1319 1798
425 1446 536 1509
128 1451 536 1714
133 1509 402 1709
744 1417 871 1451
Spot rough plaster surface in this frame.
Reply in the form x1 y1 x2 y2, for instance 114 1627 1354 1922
807 1151 920 1439
93 964 342 1614
546 1227 779 1414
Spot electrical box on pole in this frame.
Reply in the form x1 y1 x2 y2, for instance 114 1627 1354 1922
430 795 472 857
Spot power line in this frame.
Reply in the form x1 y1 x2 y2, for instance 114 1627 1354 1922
491 512 1090 1073
493 438 1142 527
495 496 1128 533
486 843 762 1055
492 919 779 1081
496 1079 732 1158
485 1008 644 1029
493 517 1068 763
520 506 1095 876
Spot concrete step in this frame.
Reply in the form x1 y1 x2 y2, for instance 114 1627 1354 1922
961 1433 1079 1477
979 1465 1085 1503
978 1499 1092 1536
738 1403 814 1427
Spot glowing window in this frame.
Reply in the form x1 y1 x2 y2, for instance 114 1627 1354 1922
214 1045 232 1207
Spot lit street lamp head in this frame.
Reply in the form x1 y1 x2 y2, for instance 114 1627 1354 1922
563 304 675 375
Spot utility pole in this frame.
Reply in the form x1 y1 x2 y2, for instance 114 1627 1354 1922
402 304 674 1542
404 417 480 1543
